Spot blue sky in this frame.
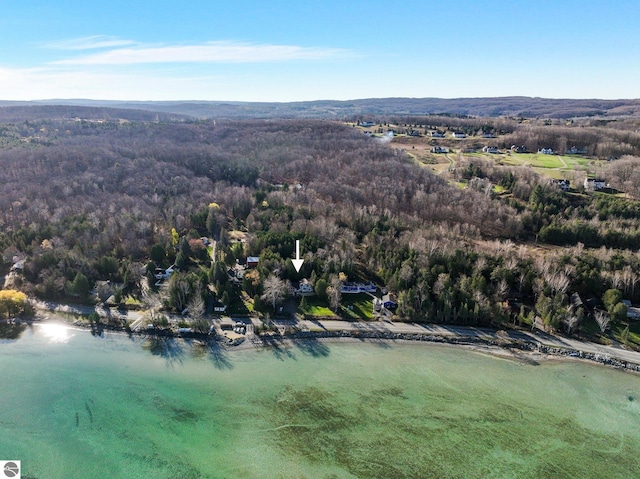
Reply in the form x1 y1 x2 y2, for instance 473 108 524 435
1 0 638 101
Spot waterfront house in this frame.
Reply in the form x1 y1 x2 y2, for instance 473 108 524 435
296 279 315 295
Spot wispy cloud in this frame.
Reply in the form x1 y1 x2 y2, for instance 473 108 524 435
0 65 228 101
44 35 136 51
52 40 354 65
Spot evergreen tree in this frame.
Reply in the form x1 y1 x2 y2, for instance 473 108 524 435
72 272 91 298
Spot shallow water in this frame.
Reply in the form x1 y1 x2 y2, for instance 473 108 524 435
2 323 640 478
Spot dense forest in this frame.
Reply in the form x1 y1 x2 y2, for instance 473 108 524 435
3 106 640 342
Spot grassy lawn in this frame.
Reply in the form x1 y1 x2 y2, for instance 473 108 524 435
563 156 592 168
494 156 521 166
298 296 335 317
297 293 374 320
339 293 374 320
611 320 640 350
124 295 142 307
507 153 564 168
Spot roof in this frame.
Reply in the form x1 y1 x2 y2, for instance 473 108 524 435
247 256 260 263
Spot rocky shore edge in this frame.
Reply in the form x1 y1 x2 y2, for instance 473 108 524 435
253 329 640 373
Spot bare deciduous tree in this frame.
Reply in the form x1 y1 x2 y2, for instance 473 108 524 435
261 275 287 312
563 315 579 335
594 310 610 333
188 289 206 320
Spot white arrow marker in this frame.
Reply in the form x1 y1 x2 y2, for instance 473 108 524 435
292 239 304 272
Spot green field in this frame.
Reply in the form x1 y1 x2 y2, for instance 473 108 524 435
298 296 336 318
507 153 564 168
339 293 374 320
462 151 598 183
298 293 374 320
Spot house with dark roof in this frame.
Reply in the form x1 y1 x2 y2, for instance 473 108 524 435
584 178 606 191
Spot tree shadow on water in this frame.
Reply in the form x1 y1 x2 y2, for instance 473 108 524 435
0 321 28 340
207 340 234 370
261 335 297 361
369 338 392 349
142 335 185 367
292 336 330 358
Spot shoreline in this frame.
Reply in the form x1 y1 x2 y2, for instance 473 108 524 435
250 329 640 373
10 313 640 374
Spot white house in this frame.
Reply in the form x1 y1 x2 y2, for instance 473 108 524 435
431 146 448 153
296 279 315 295
340 282 377 294
584 178 606 191
154 267 174 280
538 148 554 155
452 132 466 138
482 146 500 154
552 179 570 191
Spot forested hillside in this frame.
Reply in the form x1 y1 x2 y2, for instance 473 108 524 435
2 108 640 342
5 96 640 120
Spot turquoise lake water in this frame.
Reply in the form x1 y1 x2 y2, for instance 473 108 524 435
2 322 640 478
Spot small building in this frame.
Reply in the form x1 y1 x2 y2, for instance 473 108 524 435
482 133 496 138
511 145 528 153
358 121 375 127
627 306 640 320
538 148 554 155
383 301 398 312
429 131 445 138
451 132 467 138
212 300 227 313
584 178 606 191
431 146 448 154
154 267 174 280
628 308 640 320
246 256 260 268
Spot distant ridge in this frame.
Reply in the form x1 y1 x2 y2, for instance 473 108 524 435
0 104 190 122
2 97 640 120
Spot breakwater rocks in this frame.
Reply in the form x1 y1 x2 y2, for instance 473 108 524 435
266 329 640 373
